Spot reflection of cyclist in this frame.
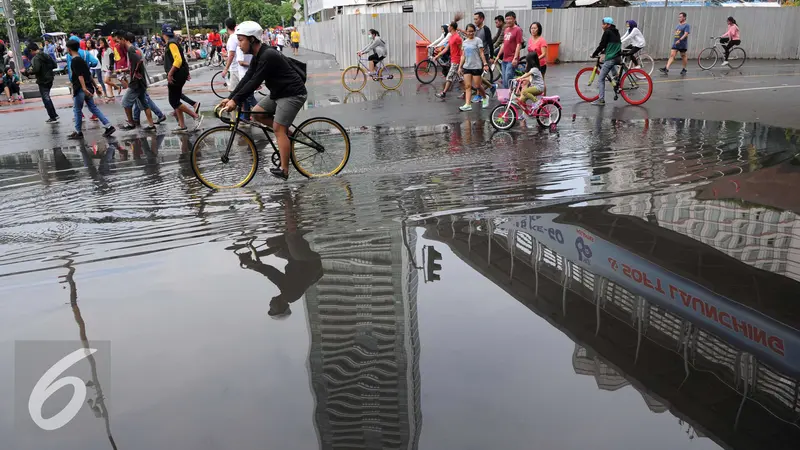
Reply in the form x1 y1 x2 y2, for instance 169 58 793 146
590 17 621 107
357 29 387 76
220 21 307 181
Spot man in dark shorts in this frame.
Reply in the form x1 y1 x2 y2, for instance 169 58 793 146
660 12 691 76
161 23 202 133
220 21 307 181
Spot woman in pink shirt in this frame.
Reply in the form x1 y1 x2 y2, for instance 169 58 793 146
720 16 740 66
527 22 547 77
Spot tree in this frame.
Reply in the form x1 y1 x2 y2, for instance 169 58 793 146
10 0 38 40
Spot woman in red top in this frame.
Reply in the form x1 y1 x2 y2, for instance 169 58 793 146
527 22 547 77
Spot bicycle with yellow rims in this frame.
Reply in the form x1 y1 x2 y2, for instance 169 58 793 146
190 105 351 189
341 55 403 92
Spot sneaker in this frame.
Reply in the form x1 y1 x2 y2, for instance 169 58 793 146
67 131 84 140
471 95 481 103
721 60 729 66
680 68 687 75
45 117 59 124
103 126 116 137
90 114 99 121
142 125 157 132
194 102 201 115
269 167 288 180
172 127 188 134
633 65 641 70
482 96 489 109
591 99 606 106
193 115 203 130
435 92 446 99
659 67 669 75
120 122 136 130
459 104 473 112
156 115 167 124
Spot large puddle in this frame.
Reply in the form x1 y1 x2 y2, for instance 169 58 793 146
1 118 799 449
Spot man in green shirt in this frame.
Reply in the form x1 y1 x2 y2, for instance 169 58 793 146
23 43 59 123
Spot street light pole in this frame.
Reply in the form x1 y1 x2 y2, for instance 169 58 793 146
181 0 191 38
227 0 232 18
1 0 24 77
37 9 45 36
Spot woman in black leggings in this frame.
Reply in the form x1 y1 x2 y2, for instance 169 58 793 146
720 16 741 66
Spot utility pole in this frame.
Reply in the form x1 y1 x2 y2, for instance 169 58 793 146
181 0 191 38
1 0 24 78
227 0 232 18
37 10 45 36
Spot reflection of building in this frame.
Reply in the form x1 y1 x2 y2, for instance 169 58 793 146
600 191 800 283
572 345 668 413
304 229 422 450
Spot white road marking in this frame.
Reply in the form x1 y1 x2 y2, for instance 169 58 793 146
693 84 800 95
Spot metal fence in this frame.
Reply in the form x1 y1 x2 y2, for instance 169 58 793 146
298 6 800 69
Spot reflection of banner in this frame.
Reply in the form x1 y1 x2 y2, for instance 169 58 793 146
499 213 800 376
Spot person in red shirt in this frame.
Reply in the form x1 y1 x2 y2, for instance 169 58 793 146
434 22 463 99
494 11 523 88
208 30 223 62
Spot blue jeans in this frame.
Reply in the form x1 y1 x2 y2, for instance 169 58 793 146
91 68 107 96
39 82 57 119
74 90 110 133
133 93 165 122
598 57 620 100
500 61 515 89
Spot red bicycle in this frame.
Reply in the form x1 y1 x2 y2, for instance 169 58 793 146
574 56 653 105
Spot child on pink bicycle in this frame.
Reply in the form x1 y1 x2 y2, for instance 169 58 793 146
513 52 545 114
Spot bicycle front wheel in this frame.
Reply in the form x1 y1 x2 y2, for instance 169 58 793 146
415 60 437 84
342 66 367 92
619 69 653 105
211 71 228 99
698 48 718 70
379 64 404 90
574 67 600 102
191 127 259 189
727 47 746 69
291 117 350 178
490 104 517 131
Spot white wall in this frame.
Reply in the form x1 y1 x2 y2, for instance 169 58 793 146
298 6 800 69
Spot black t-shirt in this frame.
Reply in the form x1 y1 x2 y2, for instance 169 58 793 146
69 55 94 96
480 25 494 59
127 45 147 88
230 45 306 104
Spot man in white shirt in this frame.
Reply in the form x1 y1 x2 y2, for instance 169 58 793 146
235 45 258 118
221 18 241 90
276 32 285 52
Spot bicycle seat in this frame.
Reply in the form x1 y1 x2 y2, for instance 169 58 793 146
542 95 560 102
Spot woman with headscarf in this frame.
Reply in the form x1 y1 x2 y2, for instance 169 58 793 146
621 20 646 68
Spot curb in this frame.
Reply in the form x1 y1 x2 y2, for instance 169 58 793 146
21 60 211 99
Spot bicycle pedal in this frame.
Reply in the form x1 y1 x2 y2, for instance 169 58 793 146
613 95 619 101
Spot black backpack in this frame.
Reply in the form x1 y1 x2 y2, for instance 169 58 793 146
284 54 306 83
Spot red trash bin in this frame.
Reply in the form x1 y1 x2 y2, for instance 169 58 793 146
416 40 429 65
547 42 560 65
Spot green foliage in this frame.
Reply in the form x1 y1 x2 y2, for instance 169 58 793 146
204 0 299 29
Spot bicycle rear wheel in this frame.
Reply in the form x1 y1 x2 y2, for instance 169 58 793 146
211 71 228 99
727 47 746 69
341 66 367 92
619 69 653 105
191 126 259 189
490 104 517 131
291 117 350 178
698 48 718 70
379 64 404 90
574 67 600 102
638 53 654 75
415 60 437 84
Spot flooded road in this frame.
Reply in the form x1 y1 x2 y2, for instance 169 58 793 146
1 118 799 450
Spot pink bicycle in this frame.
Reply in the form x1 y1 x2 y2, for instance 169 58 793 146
490 79 561 131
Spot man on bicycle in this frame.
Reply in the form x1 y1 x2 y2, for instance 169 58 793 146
590 17 621 107
208 29 223 62
219 21 307 181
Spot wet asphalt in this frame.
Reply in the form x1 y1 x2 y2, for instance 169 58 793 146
1 50 800 450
